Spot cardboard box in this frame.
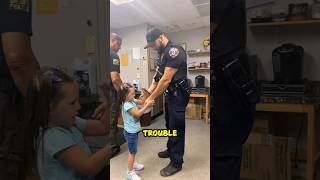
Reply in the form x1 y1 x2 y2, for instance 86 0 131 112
241 133 291 180
246 132 273 145
185 103 202 120
252 119 270 134
241 144 276 180
274 137 291 180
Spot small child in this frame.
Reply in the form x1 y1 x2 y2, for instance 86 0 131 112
119 83 155 180
135 88 151 110
26 67 110 180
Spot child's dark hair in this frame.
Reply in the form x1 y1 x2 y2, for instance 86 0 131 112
119 83 134 103
25 66 74 159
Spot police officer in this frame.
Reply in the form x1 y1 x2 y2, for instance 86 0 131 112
144 28 190 177
0 0 40 179
108 33 123 157
212 0 258 179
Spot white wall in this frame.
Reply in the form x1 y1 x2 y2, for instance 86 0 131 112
116 24 150 88
31 0 98 74
168 27 210 87
116 25 210 88
247 0 320 81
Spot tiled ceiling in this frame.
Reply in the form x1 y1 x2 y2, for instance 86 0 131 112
110 0 210 32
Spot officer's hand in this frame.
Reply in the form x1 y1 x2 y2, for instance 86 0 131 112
92 102 108 119
144 97 150 107
145 98 155 107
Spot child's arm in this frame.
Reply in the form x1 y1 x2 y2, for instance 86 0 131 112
134 98 143 105
56 145 111 176
83 114 109 136
85 101 110 136
128 106 148 118
128 100 154 118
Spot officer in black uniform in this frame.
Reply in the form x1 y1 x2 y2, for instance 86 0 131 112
108 33 123 157
144 28 190 177
212 0 258 179
0 0 40 179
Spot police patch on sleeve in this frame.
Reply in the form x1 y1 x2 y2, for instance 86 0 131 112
9 0 30 12
169 48 180 58
113 59 120 66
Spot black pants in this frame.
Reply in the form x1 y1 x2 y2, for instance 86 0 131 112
164 89 189 168
109 92 120 149
212 79 254 180
0 75 27 180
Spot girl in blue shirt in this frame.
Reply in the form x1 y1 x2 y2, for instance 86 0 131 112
119 83 154 180
26 67 110 180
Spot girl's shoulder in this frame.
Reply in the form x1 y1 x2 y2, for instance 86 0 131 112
123 101 137 107
42 126 79 139
123 101 137 111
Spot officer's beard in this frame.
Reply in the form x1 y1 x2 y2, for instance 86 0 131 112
157 44 165 55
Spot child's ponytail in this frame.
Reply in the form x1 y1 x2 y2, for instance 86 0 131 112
119 83 134 103
24 67 74 156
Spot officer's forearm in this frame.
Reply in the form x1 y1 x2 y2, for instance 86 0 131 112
149 78 170 100
2 33 40 97
112 79 122 92
148 80 158 94
5 50 39 96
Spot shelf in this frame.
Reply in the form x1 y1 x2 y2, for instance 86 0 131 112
248 20 320 27
188 68 210 71
187 50 210 57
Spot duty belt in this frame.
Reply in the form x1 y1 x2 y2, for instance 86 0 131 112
214 48 245 71
165 78 190 95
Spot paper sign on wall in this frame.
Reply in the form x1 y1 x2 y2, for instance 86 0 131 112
132 47 141 60
120 53 129 67
36 0 59 15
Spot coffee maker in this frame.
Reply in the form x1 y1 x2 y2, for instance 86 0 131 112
272 43 304 83
195 75 205 88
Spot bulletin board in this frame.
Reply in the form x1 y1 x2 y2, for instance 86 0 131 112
36 0 59 15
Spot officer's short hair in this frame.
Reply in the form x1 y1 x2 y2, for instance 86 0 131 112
110 33 122 43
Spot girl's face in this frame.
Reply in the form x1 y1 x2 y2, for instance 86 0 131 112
49 82 81 128
126 88 136 102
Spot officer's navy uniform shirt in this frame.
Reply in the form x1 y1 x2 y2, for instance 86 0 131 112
108 49 121 96
158 41 187 82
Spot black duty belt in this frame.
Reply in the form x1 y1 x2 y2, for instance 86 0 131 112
214 48 245 71
165 78 190 95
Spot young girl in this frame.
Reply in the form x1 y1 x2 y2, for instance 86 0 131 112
26 67 110 180
119 83 155 180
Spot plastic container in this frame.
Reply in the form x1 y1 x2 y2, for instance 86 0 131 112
312 0 320 19
132 80 141 91
72 57 97 96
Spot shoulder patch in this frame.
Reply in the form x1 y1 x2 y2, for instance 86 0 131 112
9 0 30 12
169 48 180 59
113 59 120 66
